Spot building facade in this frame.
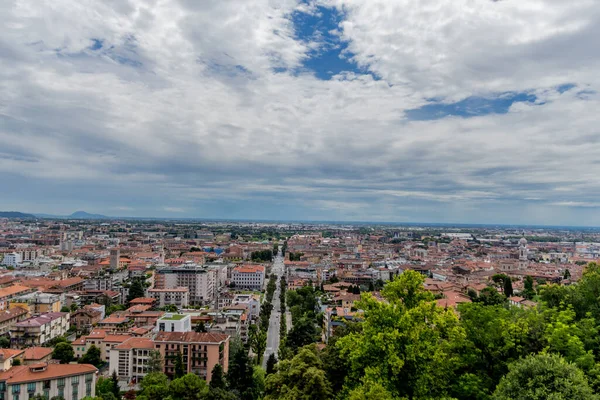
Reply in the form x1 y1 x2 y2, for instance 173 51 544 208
0 363 97 400
154 265 216 305
10 313 70 348
232 265 265 291
148 288 189 308
154 332 229 383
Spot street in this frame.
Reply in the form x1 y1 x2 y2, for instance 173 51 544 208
263 250 284 367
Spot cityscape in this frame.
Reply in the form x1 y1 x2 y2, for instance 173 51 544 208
2 0 600 399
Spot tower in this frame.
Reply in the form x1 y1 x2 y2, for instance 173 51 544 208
518 237 528 270
110 248 120 269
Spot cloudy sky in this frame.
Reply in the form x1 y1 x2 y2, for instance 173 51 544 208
1 0 599 225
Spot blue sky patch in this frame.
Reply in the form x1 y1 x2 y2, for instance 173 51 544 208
89 39 103 51
405 92 538 121
290 4 369 80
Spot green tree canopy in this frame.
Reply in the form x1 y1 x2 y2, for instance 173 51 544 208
265 346 332 400
52 342 74 364
80 345 103 367
493 353 597 400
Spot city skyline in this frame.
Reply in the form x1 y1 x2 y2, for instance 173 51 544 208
2 1 600 225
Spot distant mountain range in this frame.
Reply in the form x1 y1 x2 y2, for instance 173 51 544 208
33 211 110 219
0 211 37 219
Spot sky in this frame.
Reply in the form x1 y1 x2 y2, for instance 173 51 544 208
1 0 600 225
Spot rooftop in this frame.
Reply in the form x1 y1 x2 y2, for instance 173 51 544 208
160 313 187 321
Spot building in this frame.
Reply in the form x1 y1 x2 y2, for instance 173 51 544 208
0 307 28 336
108 337 154 386
0 349 24 372
154 331 229 382
10 293 62 315
231 294 260 320
0 363 97 400
72 331 134 363
10 312 70 348
231 265 265 291
154 265 216 305
21 347 53 365
1 253 21 268
109 248 121 270
0 286 35 311
148 287 189 308
156 313 192 333
70 308 102 332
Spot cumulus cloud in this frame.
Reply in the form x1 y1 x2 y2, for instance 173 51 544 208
0 0 599 225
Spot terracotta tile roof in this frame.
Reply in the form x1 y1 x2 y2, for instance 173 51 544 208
22 347 52 360
0 307 27 323
0 349 24 359
154 331 229 343
113 337 154 350
233 265 265 274
0 285 32 298
129 298 156 304
0 363 97 384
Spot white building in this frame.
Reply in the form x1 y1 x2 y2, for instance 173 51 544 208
231 294 260 320
155 264 216 305
148 287 189 308
156 313 192 333
232 265 265 291
2 253 21 267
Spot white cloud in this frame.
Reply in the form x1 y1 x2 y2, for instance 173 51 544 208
0 0 600 224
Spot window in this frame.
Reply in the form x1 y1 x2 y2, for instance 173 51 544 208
85 374 93 382
58 387 64 398
86 382 92 396
27 382 35 392
71 375 79 384
57 378 65 387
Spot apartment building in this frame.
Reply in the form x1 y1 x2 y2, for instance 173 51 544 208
148 287 189 308
10 293 62 315
1 253 21 268
0 308 28 336
0 363 97 400
154 264 216 305
72 331 134 363
231 265 265 291
0 286 34 311
70 308 102 332
10 312 70 348
156 314 191 333
109 337 154 386
154 332 229 383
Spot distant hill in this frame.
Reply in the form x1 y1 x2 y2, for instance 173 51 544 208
69 211 109 219
0 211 36 219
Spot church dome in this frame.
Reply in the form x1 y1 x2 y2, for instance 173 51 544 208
519 237 527 246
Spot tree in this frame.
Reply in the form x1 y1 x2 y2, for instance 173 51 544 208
12 358 21 366
265 345 332 400
174 352 185 378
169 373 209 400
96 377 116 399
210 363 226 390
137 372 170 400
285 316 319 353
523 275 536 299
0 336 9 348
147 350 163 373
266 353 277 375
337 271 467 399
503 277 514 297
227 347 260 400
194 321 207 333
564 268 572 280
127 278 146 304
52 342 74 364
111 370 120 399
493 353 597 400
476 286 507 306
80 345 102 367
249 325 267 365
